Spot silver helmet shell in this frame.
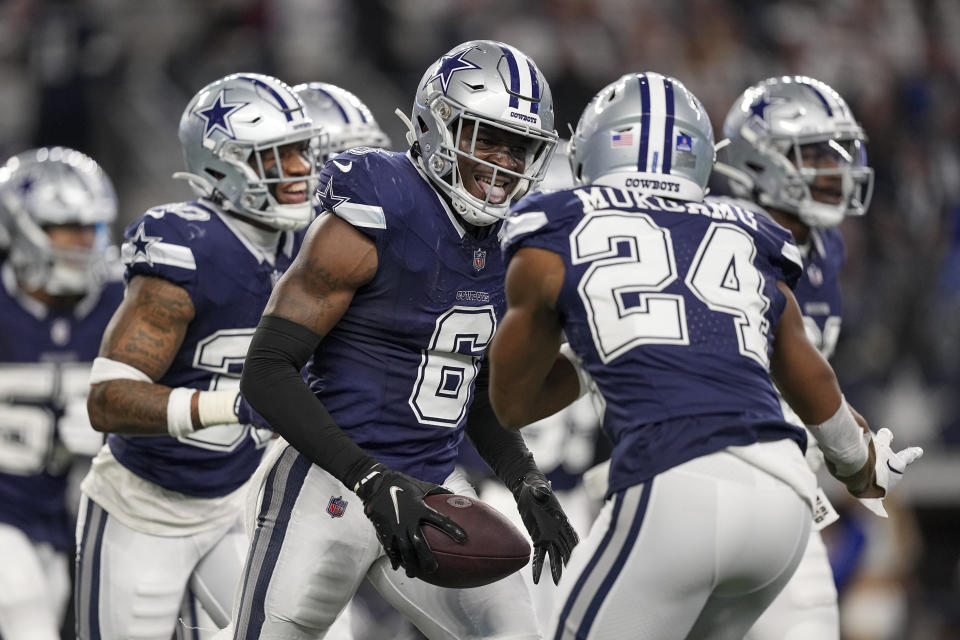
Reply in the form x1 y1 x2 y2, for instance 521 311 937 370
0 147 116 295
177 73 320 231
717 75 874 228
569 72 714 202
293 82 391 162
410 40 558 226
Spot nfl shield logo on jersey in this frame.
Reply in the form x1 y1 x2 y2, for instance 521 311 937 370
327 496 348 518
473 248 486 271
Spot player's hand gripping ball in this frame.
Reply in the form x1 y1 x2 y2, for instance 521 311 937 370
422 494 531 588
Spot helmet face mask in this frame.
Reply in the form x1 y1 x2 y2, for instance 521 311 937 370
177 73 321 231
568 72 715 202
718 76 874 228
0 147 116 296
410 40 558 226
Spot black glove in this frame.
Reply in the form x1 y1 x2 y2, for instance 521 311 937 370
353 463 467 578
511 470 579 585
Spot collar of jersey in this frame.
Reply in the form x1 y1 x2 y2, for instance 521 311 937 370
213 207 288 266
405 151 469 240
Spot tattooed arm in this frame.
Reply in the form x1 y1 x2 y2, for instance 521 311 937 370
87 276 196 434
239 211 382 484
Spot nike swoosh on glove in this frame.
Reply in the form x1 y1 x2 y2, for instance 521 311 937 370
353 463 466 578
858 427 923 518
512 471 579 585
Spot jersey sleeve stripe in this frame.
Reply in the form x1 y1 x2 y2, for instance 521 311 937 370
502 211 548 247
334 202 387 229
781 241 803 268
121 241 197 270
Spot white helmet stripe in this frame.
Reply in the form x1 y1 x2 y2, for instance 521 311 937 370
644 72 668 173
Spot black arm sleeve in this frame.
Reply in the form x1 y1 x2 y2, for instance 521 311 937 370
464 365 540 495
240 315 376 489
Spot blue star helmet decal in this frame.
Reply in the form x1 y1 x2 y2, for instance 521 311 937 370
193 89 249 139
427 46 482 95
129 222 161 265
18 175 35 196
749 94 786 120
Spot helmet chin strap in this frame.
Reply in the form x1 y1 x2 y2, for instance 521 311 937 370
172 171 217 200
395 108 418 148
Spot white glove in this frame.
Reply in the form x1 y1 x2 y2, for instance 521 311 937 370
859 427 923 518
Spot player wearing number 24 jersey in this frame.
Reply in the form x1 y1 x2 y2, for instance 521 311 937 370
489 71 921 640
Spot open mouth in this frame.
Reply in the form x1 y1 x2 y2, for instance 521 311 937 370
278 181 309 204
474 174 514 204
809 185 843 205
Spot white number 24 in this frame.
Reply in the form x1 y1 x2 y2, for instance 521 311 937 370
572 212 771 366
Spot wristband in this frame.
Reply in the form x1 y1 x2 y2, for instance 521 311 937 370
89 357 153 384
197 390 240 426
807 398 869 477
166 387 197 438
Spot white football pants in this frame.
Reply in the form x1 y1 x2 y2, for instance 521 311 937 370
0 523 70 640
222 442 540 640
547 446 812 640
75 495 247 639
744 528 838 640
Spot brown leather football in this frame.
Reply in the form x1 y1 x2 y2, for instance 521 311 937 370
420 494 530 588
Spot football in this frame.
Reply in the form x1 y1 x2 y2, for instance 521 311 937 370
420 494 530 589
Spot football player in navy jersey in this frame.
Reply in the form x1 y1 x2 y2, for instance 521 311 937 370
488 72 923 640
714 76 875 640
0 148 123 640
223 41 577 640
74 73 322 639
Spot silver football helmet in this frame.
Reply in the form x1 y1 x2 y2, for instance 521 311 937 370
0 147 116 295
176 73 320 231
716 76 874 228
569 72 714 202
293 82 391 162
407 40 558 225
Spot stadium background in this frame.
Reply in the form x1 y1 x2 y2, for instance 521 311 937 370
1 0 957 638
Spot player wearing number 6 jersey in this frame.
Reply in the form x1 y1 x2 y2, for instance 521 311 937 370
75 73 321 639
219 40 578 640
489 72 922 640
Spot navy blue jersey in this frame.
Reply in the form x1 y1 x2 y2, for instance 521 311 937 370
109 200 298 498
503 185 807 495
794 227 845 358
312 149 506 484
0 266 123 550
715 196 846 359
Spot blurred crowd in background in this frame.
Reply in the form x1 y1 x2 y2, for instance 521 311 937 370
1 0 958 638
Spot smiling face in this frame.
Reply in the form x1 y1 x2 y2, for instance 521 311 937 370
455 121 530 205
251 141 312 205
798 140 853 206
